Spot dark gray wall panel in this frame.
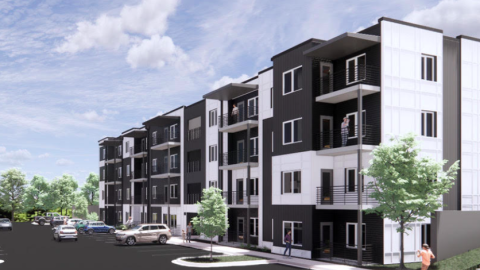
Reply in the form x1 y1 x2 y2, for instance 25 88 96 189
184 100 206 195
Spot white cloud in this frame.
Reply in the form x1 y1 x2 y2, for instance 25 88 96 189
0 148 33 166
38 153 50 158
102 109 119 115
56 158 74 166
211 74 250 90
120 0 178 36
403 0 480 37
75 109 119 123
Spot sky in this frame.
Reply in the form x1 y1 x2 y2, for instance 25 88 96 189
1 0 480 186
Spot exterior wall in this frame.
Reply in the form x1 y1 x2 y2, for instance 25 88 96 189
460 37 480 211
381 19 443 264
206 99 221 188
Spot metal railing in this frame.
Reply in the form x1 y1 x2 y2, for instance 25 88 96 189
134 141 147 154
154 163 180 174
315 242 375 264
219 105 258 128
315 64 380 97
316 185 378 205
222 191 259 206
187 127 201 141
221 149 258 166
184 193 202 204
133 164 146 179
152 126 180 146
314 125 379 150
186 161 201 173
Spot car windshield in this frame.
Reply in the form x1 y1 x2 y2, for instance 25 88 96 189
0 219 10 223
131 225 142 230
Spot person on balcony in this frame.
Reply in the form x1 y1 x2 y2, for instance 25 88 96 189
341 117 350 147
231 104 239 123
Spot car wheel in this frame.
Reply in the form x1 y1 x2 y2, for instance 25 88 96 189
39 220 45 226
108 228 115 234
88 229 93 235
58 237 61 242
126 236 136 246
159 235 167 245
78 228 84 234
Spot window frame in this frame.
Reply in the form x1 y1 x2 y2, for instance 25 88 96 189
209 145 218 162
170 154 178 169
282 118 302 145
164 186 168 203
346 53 366 85
152 213 158 223
118 145 122 156
118 167 122 178
282 221 303 246
421 111 437 138
346 222 366 249
126 164 130 177
346 168 357 193
152 158 157 173
103 148 106 159
118 188 122 201
126 188 130 201
125 142 129 153
270 87 273 109
421 54 437 82
346 110 366 139
170 124 178 139
247 97 259 117
250 178 258 196
170 184 178 199
282 171 301 194
102 169 105 181
152 185 157 199
152 131 157 145
282 66 303 95
250 218 259 237
209 109 217 127
250 137 258 156
170 215 177 228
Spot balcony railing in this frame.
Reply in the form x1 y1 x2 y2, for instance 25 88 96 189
152 126 180 146
315 242 375 264
186 161 201 173
153 164 180 175
316 185 378 205
219 105 258 128
314 125 379 151
134 141 147 154
315 65 380 97
221 149 258 166
187 127 202 141
184 193 202 204
222 191 258 206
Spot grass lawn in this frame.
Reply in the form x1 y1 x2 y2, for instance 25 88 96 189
183 255 264 263
366 262 422 270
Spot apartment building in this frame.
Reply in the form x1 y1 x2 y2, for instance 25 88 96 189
99 17 480 265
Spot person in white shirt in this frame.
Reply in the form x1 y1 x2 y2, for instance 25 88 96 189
341 117 349 147
125 216 133 229
231 104 239 123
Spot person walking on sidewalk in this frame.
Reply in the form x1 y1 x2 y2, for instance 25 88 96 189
125 216 133 229
283 230 292 257
186 222 193 243
417 244 435 270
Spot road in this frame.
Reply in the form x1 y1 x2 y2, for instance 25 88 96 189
0 223 298 270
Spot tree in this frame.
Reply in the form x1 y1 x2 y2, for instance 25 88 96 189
191 187 229 261
72 192 89 219
81 173 99 205
24 175 49 215
0 169 28 221
86 212 98 221
47 174 78 215
361 133 459 269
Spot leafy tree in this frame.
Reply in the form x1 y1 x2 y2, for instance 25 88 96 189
81 173 99 205
361 133 459 269
47 174 78 215
191 187 229 261
87 212 98 221
24 175 49 215
0 169 28 221
72 192 89 219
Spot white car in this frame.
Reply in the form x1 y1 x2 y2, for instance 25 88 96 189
53 225 78 242
67 219 82 226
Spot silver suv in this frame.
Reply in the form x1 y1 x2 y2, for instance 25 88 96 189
115 224 171 246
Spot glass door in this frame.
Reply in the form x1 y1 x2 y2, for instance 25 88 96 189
237 140 245 163
321 170 333 204
237 218 244 243
320 222 333 258
320 116 333 149
237 179 244 204
320 62 333 94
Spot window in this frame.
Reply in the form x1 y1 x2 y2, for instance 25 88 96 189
118 167 122 178
248 97 258 117
102 190 105 200
209 181 218 188
272 132 274 152
209 109 217 127
163 214 168 224
250 218 259 236
152 213 158 223
283 221 303 246
145 162 148 175
272 219 274 239
270 87 273 108
126 188 130 200
421 224 431 246
152 131 157 145
209 145 217 162
103 148 106 159
118 145 122 156
170 215 177 228
126 165 130 177
118 211 122 222
346 223 366 249
118 189 122 201
421 111 437 137
283 66 303 95
188 117 201 140
346 110 366 138
170 184 178 199
170 154 178 169
283 118 302 144
250 137 258 156
346 54 366 84
125 142 129 153
152 158 157 173
421 54 437 81
282 171 301 194
164 186 168 203
250 178 258 196
102 169 105 181
170 124 178 139
145 187 148 200
152 186 157 199
345 168 356 192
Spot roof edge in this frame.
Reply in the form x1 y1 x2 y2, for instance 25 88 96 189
457 35 480 43
271 38 325 61
378 17 443 33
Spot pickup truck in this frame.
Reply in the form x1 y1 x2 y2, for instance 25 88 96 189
34 212 61 226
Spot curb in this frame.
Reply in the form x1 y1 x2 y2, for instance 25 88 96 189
172 255 274 268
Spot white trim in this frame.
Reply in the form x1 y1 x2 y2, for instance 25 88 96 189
282 118 302 145
282 221 303 247
346 168 357 193
346 222 366 249
209 108 217 127
152 185 157 199
282 171 301 194
170 184 178 199
421 110 436 137
250 137 258 156
247 96 259 117
421 54 436 82
170 124 178 139
250 217 259 237
170 154 178 169
282 65 303 95
346 110 366 139
346 53 366 85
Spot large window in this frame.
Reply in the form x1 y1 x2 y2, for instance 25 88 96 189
250 178 259 196
209 109 217 127
126 188 130 201
118 189 122 201
282 171 301 194
346 223 366 249
152 131 157 145
171 215 177 228
152 186 157 199
209 145 217 162
283 221 303 246
421 54 437 82
345 168 356 192
346 110 366 138
170 124 178 139
421 224 431 246
283 118 302 145
248 97 258 117
250 218 259 237
118 167 122 178
170 154 178 169
126 164 130 177
283 66 302 95
346 54 366 84
250 137 258 156
170 184 178 199
152 158 157 173
125 142 129 153
421 111 437 137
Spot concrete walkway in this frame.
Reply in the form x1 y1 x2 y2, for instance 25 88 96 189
168 237 367 270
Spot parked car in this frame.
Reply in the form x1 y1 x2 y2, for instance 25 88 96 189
0 218 12 231
50 216 68 227
115 224 171 246
34 212 61 226
52 225 78 242
84 221 115 235
67 218 82 226
75 220 91 233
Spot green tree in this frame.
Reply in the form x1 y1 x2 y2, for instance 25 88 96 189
191 187 229 261
24 175 49 215
361 133 459 269
86 212 98 221
47 174 78 215
72 192 89 219
0 169 28 221
81 173 99 205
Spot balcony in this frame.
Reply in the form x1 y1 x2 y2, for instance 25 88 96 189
218 106 258 133
219 149 258 170
315 185 378 210
314 125 379 156
186 161 201 173
222 191 259 208
187 127 202 141
151 164 181 179
131 142 148 158
315 242 375 264
131 166 147 182
184 193 202 204
151 126 181 151
315 65 380 104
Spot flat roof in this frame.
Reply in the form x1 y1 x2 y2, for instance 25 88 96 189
98 137 122 146
142 115 180 127
121 127 147 138
303 32 380 59
203 83 258 101
378 17 443 33
457 35 480 43
271 38 324 60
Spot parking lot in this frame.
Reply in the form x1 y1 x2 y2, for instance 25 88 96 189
0 223 298 270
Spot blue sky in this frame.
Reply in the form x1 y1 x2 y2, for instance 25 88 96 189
1 0 479 186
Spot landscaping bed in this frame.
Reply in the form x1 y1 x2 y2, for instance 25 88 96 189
182 255 263 263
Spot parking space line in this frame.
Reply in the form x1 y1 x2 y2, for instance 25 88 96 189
137 249 203 253
152 252 211 257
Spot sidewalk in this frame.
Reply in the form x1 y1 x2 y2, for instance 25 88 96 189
168 237 366 270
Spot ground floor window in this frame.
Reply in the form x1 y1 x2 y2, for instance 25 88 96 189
152 213 157 223
250 218 258 236
421 224 431 246
346 222 366 248
171 215 177 228
118 211 122 222
283 221 303 246
163 214 168 224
